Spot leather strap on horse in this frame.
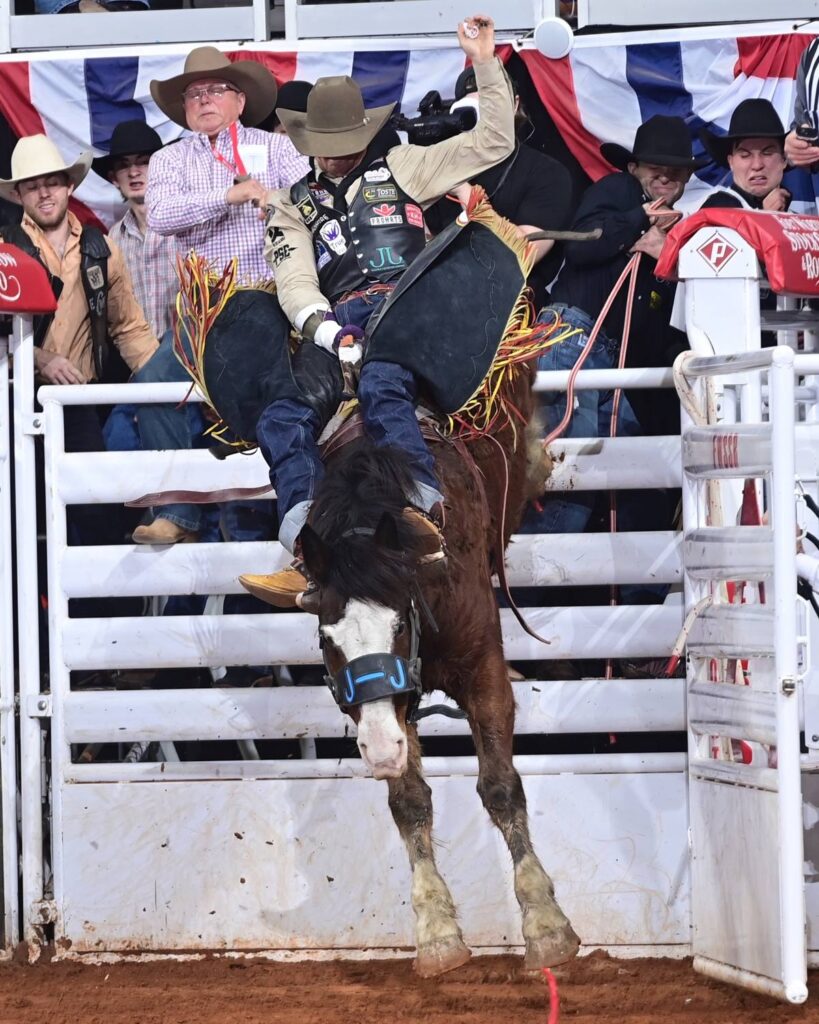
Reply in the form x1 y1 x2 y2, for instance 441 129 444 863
483 433 551 646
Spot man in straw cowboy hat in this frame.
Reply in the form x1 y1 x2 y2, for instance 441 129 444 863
132 47 308 546
0 134 157 388
242 14 516 607
0 134 159 557
699 98 790 212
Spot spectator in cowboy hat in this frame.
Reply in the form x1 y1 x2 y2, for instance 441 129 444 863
0 134 156 386
92 120 181 460
699 99 790 211
134 47 308 546
521 115 703 603
0 134 158 556
258 80 313 134
93 120 177 339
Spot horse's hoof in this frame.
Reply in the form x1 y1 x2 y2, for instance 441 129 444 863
414 939 472 978
523 925 581 970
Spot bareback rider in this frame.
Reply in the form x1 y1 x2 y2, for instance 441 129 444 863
242 14 515 608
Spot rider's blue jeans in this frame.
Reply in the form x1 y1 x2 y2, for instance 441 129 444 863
256 291 443 554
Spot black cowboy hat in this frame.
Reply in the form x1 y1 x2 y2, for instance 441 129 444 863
699 99 787 168
277 79 312 114
92 120 164 179
601 114 707 171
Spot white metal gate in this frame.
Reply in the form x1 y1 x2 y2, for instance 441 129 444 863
680 347 809 1003
22 355 692 957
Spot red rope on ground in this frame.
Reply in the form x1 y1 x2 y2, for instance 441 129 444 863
542 967 560 1024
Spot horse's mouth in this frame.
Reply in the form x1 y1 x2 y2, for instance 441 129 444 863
369 761 407 781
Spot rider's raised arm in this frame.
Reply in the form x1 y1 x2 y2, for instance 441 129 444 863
387 20 515 206
263 186 330 333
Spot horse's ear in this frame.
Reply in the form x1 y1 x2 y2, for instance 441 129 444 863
299 524 333 583
373 511 400 551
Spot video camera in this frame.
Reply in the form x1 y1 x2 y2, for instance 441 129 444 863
390 90 477 146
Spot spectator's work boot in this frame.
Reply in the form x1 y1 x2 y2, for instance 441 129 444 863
239 556 317 611
132 517 198 545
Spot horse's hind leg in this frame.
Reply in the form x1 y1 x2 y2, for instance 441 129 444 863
387 728 471 978
465 650 580 969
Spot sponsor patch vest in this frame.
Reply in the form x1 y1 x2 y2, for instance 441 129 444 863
290 157 426 303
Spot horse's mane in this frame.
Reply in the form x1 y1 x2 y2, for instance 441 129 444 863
308 442 427 607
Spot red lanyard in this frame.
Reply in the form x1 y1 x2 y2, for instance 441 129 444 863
211 122 248 178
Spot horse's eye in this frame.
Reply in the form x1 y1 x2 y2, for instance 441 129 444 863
396 621 406 637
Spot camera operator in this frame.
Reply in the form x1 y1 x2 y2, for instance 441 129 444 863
422 66 573 304
785 38 819 171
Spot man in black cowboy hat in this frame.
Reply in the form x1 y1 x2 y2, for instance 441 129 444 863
699 99 790 212
93 120 177 340
243 15 515 607
523 115 701 601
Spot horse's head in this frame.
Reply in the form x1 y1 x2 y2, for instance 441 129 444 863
301 511 424 780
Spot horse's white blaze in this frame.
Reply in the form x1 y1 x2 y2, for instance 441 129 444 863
324 599 407 778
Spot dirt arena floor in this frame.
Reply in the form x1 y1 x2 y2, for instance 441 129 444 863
3 951 819 1024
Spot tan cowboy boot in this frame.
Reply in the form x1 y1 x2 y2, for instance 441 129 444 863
239 559 315 610
401 505 446 563
132 518 198 545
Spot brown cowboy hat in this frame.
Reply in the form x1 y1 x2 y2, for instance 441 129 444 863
150 46 278 129
278 76 395 157
0 135 92 203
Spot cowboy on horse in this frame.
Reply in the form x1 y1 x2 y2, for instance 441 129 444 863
239 14 515 608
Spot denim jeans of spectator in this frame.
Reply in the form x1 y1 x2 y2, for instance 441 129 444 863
522 304 667 603
257 288 442 553
135 328 205 532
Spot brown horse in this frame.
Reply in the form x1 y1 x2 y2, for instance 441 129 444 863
299 364 580 977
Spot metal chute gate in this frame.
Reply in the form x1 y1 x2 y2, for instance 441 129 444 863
0 213 815 1006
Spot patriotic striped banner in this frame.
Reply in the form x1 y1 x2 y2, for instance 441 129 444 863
0 33 815 228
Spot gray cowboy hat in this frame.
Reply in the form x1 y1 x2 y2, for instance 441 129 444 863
699 99 787 168
601 114 707 171
278 76 395 157
150 46 278 129
0 134 92 203
92 120 164 179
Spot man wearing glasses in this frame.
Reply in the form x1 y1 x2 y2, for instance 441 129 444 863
133 48 308 546
145 46 307 285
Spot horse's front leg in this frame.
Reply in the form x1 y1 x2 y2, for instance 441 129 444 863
465 649 580 969
387 728 471 977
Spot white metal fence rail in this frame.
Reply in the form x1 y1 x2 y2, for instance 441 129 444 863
0 336 19 953
10 342 692 956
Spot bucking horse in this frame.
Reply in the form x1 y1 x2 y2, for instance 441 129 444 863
168 190 581 976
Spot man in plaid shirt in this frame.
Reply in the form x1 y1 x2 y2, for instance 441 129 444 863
132 47 308 545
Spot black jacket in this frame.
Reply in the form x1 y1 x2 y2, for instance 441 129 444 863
424 143 574 302
551 170 679 365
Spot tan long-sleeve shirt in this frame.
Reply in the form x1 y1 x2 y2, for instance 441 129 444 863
22 211 158 381
264 56 516 328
